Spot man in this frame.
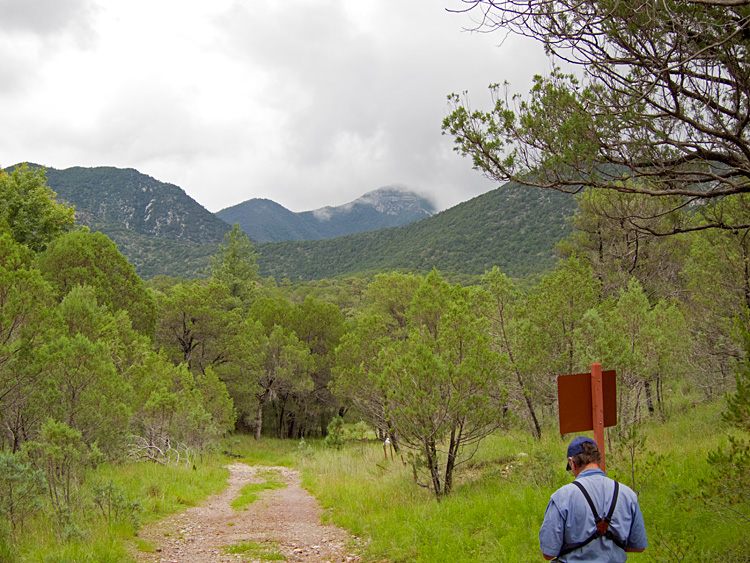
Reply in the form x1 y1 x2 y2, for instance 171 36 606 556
539 436 647 562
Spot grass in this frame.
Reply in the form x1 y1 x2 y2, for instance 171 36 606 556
5 453 230 562
299 400 750 562
226 540 287 561
92 455 229 523
3 402 747 562
221 436 299 466
231 468 286 510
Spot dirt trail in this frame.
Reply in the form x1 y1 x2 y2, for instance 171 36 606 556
132 463 364 563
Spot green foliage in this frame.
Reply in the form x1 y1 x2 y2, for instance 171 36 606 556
609 424 665 497
599 280 689 425
560 188 690 300
36 286 133 457
209 222 259 310
0 164 75 252
517 257 600 408
0 451 46 533
129 354 235 461
725 312 750 433
91 480 141 530
323 416 345 450
0 233 58 452
332 272 424 437
35 230 157 336
382 271 508 498
442 2 750 234
154 280 241 371
480 267 542 438
697 310 750 523
702 435 750 523
22 420 100 528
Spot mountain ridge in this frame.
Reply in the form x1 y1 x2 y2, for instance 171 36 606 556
216 184 436 243
39 165 232 245
253 182 578 282
6 164 579 281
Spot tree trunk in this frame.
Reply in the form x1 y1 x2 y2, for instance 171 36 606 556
518 372 542 439
425 438 442 499
387 422 400 453
255 390 268 440
498 303 542 439
742 231 750 308
444 422 463 496
645 380 654 414
287 412 298 439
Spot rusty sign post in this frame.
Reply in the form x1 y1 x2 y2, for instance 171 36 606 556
557 364 616 471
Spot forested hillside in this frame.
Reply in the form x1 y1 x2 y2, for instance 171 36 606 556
8 163 578 281
218 198 323 242
255 183 577 281
218 186 435 243
3 165 230 279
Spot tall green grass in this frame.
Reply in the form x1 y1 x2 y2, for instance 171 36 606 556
1 438 301 562
222 436 299 467
4 406 747 562
300 401 749 562
5 453 230 562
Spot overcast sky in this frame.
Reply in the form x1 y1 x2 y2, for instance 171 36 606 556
0 0 549 213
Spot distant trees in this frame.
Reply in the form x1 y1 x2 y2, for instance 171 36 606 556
35 230 157 336
444 0 750 234
557 189 690 300
154 281 240 372
0 165 75 252
0 172 236 496
209 222 258 311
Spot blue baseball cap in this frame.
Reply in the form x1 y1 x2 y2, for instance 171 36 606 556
566 436 597 470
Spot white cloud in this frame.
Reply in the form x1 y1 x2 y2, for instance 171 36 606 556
0 0 98 39
0 0 549 213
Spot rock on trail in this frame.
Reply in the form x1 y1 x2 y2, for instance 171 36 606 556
132 463 364 563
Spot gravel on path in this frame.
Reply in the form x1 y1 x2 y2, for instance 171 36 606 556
131 463 364 563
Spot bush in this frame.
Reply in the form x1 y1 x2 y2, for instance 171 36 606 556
0 450 46 534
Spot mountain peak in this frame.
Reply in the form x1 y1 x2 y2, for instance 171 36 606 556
350 185 436 216
312 185 434 221
218 185 435 243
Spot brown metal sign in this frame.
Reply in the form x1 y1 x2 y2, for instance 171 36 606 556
558 369 617 434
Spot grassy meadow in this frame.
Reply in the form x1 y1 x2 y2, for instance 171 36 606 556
299 399 749 563
2 397 748 562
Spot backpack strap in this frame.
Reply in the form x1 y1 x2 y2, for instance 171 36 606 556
556 480 626 559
